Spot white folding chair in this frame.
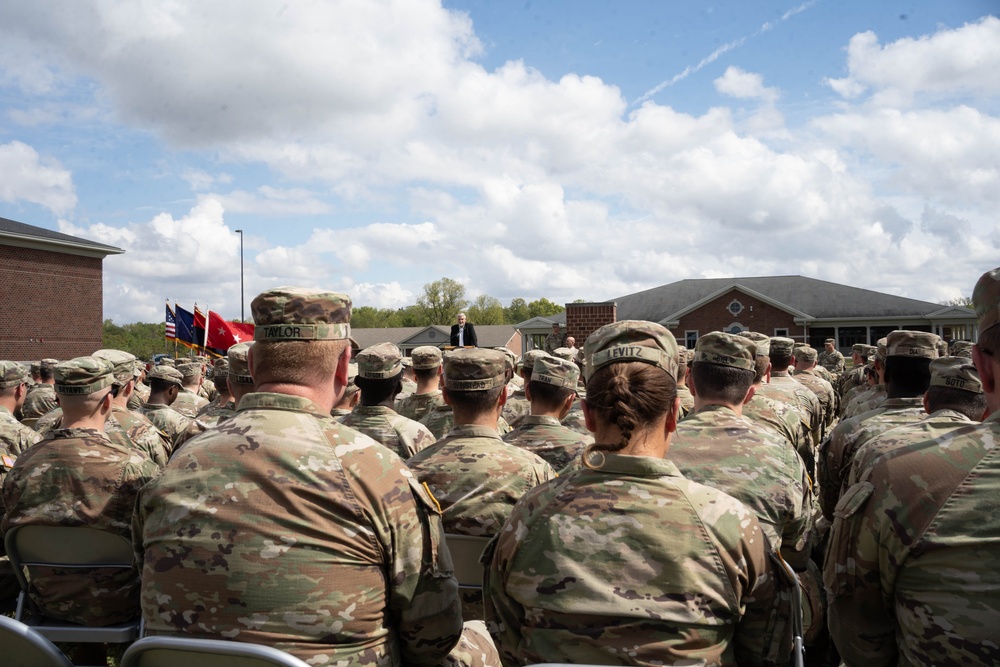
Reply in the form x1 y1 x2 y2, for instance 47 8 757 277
121 635 312 667
5 524 142 644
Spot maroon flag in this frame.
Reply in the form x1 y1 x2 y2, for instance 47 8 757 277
206 310 255 355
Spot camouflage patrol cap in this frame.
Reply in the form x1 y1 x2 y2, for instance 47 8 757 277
411 346 443 370
551 347 576 361
951 340 973 359
159 357 176 367
213 358 230 379
519 349 549 373
794 346 818 363
148 365 184 388
886 330 940 359
929 356 982 394
227 342 254 384
769 337 795 355
532 355 580 390
738 332 770 357
54 356 116 395
176 362 202 380
400 356 412 369
356 342 403 379
29 361 40 375
972 268 1000 334
876 337 888 362
693 332 756 371
852 343 866 354
443 348 507 391
93 349 137 384
251 286 352 342
0 361 28 389
824 338 836 345
584 320 679 382
494 347 517 377
937 339 949 357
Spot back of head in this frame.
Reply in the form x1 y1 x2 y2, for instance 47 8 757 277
443 347 507 416
768 337 794 371
519 349 548 381
528 355 579 411
411 345 443 381
883 330 939 396
926 356 987 420
39 358 58 382
690 332 756 406
355 342 403 405
738 332 770 383
53 356 116 417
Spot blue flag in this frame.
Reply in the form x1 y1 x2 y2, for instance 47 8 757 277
175 305 198 349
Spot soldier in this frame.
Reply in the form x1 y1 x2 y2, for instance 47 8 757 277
331 363 359 417
758 337 824 447
340 342 436 459
128 361 151 411
837 344 873 406
196 358 234 417
818 330 938 520
499 349 546 430
485 321 787 666
0 361 40 461
138 366 192 447
175 343 256 450
396 356 418 401
792 345 838 429
674 348 695 417
543 322 565 354
170 362 209 417
2 356 158 664
396 346 446 422
502 355 593 471
951 339 973 358
842 338 889 418
134 287 497 667
20 358 58 425
823 267 1000 665
818 338 845 374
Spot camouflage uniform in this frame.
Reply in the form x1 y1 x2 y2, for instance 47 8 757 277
139 403 192 446
341 405 436 459
502 415 591 471
543 331 564 354
421 406 510 439
843 383 887 419
0 391 40 460
500 387 530 429
792 347 838 428
396 390 445 422
818 341 845 374
134 287 495 667
758 365 824 446
21 383 57 422
742 393 811 471
36 404 171 467
171 386 208 418
0 357 159 626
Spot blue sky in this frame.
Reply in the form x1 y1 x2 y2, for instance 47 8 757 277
0 1 997 323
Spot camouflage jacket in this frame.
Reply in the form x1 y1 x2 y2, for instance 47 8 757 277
792 369 837 428
1 427 159 625
420 406 511 440
674 404 814 569
743 393 811 467
758 373 823 444
340 405 436 460
395 390 445 424
502 415 593 471
128 381 151 411
134 391 469 667
0 405 40 460
170 388 209 418
500 389 530 430
395 378 418 403
843 384 887 420
819 397 924 520
560 405 590 437
824 412 1000 666
837 365 866 402
36 405 171 467
406 424 556 537
485 452 786 667
676 384 695 417
139 402 193 445
20 383 57 421
173 401 238 452
818 349 845 374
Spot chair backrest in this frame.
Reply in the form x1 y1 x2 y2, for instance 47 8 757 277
5 525 135 568
0 614 75 667
121 636 313 667
444 533 491 588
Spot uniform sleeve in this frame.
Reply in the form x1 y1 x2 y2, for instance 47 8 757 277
728 517 787 666
484 504 529 667
778 451 815 572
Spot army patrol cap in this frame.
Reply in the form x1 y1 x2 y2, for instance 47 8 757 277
443 348 507 391
693 332 756 371
158 357 176 367
519 349 549 373
951 340 973 359
852 343 866 355
148 365 184 388
738 332 770 357
54 356 116 395
400 356 412 369
769 337 795 355
0 361 29 389
494 346 518 377
551 347 577 361
29 361 40 376
973 267 1000 334
411 346 443 370
356 342 403 379
176 362 202 380
929 356 982 394
252 286 352 342
886 330 940 359
824 338 836 345
227 342 254 384
876 337 888 362
213 358 230 379
584 320 679 382
93 349 137 385
532 355 580 390
794 346 818 363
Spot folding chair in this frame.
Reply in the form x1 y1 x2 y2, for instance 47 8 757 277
121 636 312 667
4 524 142 644
0 614 74 667
769 552 806 667
444 533 492 590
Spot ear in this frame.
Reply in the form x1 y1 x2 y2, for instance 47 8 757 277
974 345 996 395
442 386 453 406
581 398 597 433
496 386 507 409
333 346 351 388
685 367 697 397
742 383 757 405
664 396 680 435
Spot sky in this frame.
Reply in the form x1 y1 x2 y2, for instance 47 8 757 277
0 0 998 324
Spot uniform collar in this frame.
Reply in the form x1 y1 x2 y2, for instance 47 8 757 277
237 392 331 418
443 423 503 440
583 451 684 477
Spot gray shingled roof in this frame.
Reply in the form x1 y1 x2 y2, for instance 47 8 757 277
613 275 959 321
0 216 123 254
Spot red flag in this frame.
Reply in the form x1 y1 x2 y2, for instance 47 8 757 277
194 306 208 351
206 310 255 355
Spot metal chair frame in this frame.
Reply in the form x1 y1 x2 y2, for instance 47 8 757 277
121 635 313 667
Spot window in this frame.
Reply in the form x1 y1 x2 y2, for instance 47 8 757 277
727 299 744 316
774 328 789 337
685 330 698 349
838 326 867 349
726 322 746 334
530 333 546 350
808 327 835 349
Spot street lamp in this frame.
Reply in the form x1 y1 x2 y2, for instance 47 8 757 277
235 229 245 322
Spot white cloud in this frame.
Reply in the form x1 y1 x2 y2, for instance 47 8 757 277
201 186 331 215
182 169 232 191
714 66 778 103
0 141 76 215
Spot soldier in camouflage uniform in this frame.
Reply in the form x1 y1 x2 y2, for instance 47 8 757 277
196 358 234 417
1 357 159 634
818 331 938 520
502 355 593 471
20 358 58 425
842 338 889 419
792 346 838 429
331 362 359 417
396 346 446 422
759 337 824 447
0 361 40 462
135 287 498 667
340 343 436 459
499 349 545 430
396 356 418 401
675 348 695 417
542 322 565 354
823 268 1000 665
837 344 873 407
818 338 845 375
170 362 209 417
128 361 151 411
175 344 256 451
951 339 973 358
138 366 193 447
485 320 789 667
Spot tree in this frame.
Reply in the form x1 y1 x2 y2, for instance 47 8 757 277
527 298 565 318
468 295 505 325
416 277 467 325
504 297 529 324
942 296 973 308
103 320 168 359
351 306 404 329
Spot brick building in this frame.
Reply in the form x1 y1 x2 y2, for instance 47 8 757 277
0 216 123 360
516 276 977 354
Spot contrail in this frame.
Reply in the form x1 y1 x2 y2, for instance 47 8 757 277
633 1 817 105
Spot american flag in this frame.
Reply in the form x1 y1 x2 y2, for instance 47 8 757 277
165 303 176 340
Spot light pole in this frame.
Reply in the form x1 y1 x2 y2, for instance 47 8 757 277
236 229 245 322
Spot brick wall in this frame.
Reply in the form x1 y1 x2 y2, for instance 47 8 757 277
0 244 104 360
566 302 617 344
672 289 804 347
